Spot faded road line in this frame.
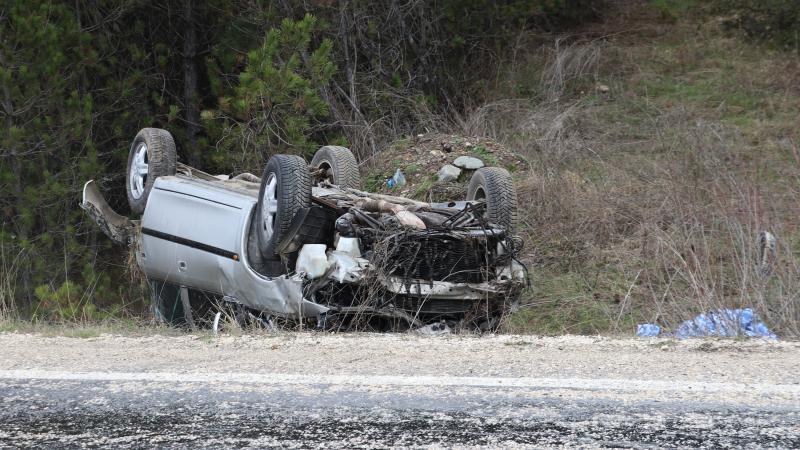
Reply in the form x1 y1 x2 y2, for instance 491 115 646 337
1 370 799 395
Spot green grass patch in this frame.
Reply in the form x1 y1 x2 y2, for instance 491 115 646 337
649 0 696 22
411 176 436 200
470 146 499 166
362 172 386 192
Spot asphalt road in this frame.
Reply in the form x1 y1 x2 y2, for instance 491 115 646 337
0 333 798 448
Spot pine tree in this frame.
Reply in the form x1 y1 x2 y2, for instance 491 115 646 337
210 14 336 172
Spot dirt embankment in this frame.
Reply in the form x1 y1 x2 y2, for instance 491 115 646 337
363 133 528 202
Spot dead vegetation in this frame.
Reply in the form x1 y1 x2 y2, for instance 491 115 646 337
3 1 797 338
450 3 800 336
353 2 799 337
362 132 528 201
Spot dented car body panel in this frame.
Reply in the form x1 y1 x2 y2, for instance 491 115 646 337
140 176 329 318
83 162 527 324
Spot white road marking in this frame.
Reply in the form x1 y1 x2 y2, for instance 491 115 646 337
0 370 799 396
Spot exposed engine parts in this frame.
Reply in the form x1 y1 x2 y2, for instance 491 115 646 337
282 183 528 329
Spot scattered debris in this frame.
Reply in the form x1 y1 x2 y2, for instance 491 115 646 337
414 321 452 335
453 156 484 170
636 323 661 337
296 244 329 279
367 133 527 202
758 231 777 277
437 164 462 182
637 308 777 339
386 168 406 188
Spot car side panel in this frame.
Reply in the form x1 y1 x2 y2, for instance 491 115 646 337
140 179 249 293
137 233 179 283
173 193 243 292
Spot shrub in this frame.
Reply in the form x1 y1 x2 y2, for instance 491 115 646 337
716 0 800 49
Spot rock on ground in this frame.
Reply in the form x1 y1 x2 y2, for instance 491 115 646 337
437 164 462 182
453 155 485 169
365 133 527 202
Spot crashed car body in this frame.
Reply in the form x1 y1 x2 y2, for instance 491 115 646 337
83 128 527 328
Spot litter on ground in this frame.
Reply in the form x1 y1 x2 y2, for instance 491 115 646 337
637 308 777 339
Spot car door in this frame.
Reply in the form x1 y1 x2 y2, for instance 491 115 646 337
138 189 182 284
141 177 249 294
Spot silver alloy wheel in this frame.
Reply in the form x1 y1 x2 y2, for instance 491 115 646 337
261 173 278 241
129 143 149 200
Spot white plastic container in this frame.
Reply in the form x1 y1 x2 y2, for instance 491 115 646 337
295 244 330 279
335 236 361 257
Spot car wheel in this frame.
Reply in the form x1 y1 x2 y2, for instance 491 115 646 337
256 154 311 258
310 145 360 189
466 167 518 232
126 128 177 215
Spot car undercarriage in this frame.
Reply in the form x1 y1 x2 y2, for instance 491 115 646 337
82 128 528 331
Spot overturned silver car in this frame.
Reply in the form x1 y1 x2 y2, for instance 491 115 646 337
83 128 528 330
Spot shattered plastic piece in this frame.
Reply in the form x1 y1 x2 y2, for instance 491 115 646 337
335 236 361 257
758 231 777 277
414 322 451 335
296 244 329 279
393 168 406 187
496 261 528 283
637 308 777 339
674 308 777 339
81 181 135 245
328 251 369 283
387 169 406 188
636 323 661 337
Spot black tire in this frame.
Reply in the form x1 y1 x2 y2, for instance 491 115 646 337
310 145 360 189
256 154 312 257
126 128 177 215
466 167 518 232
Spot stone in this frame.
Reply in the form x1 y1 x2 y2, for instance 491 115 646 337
453 156 484 170
437 164 462 182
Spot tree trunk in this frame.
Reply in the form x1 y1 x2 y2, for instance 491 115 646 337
0 47 31 308
183 0 200 166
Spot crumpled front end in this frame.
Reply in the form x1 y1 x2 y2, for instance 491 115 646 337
294 193 529 321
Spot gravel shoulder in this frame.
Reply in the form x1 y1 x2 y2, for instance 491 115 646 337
1 332 797 384
1 332 798 447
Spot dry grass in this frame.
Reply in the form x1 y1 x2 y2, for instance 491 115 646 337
0 242 20 321
457 3 800 336
3 1 797 337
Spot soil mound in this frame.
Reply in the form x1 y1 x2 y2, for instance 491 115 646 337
363 133 528 202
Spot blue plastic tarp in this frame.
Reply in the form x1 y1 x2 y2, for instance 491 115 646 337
637 308 777 339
